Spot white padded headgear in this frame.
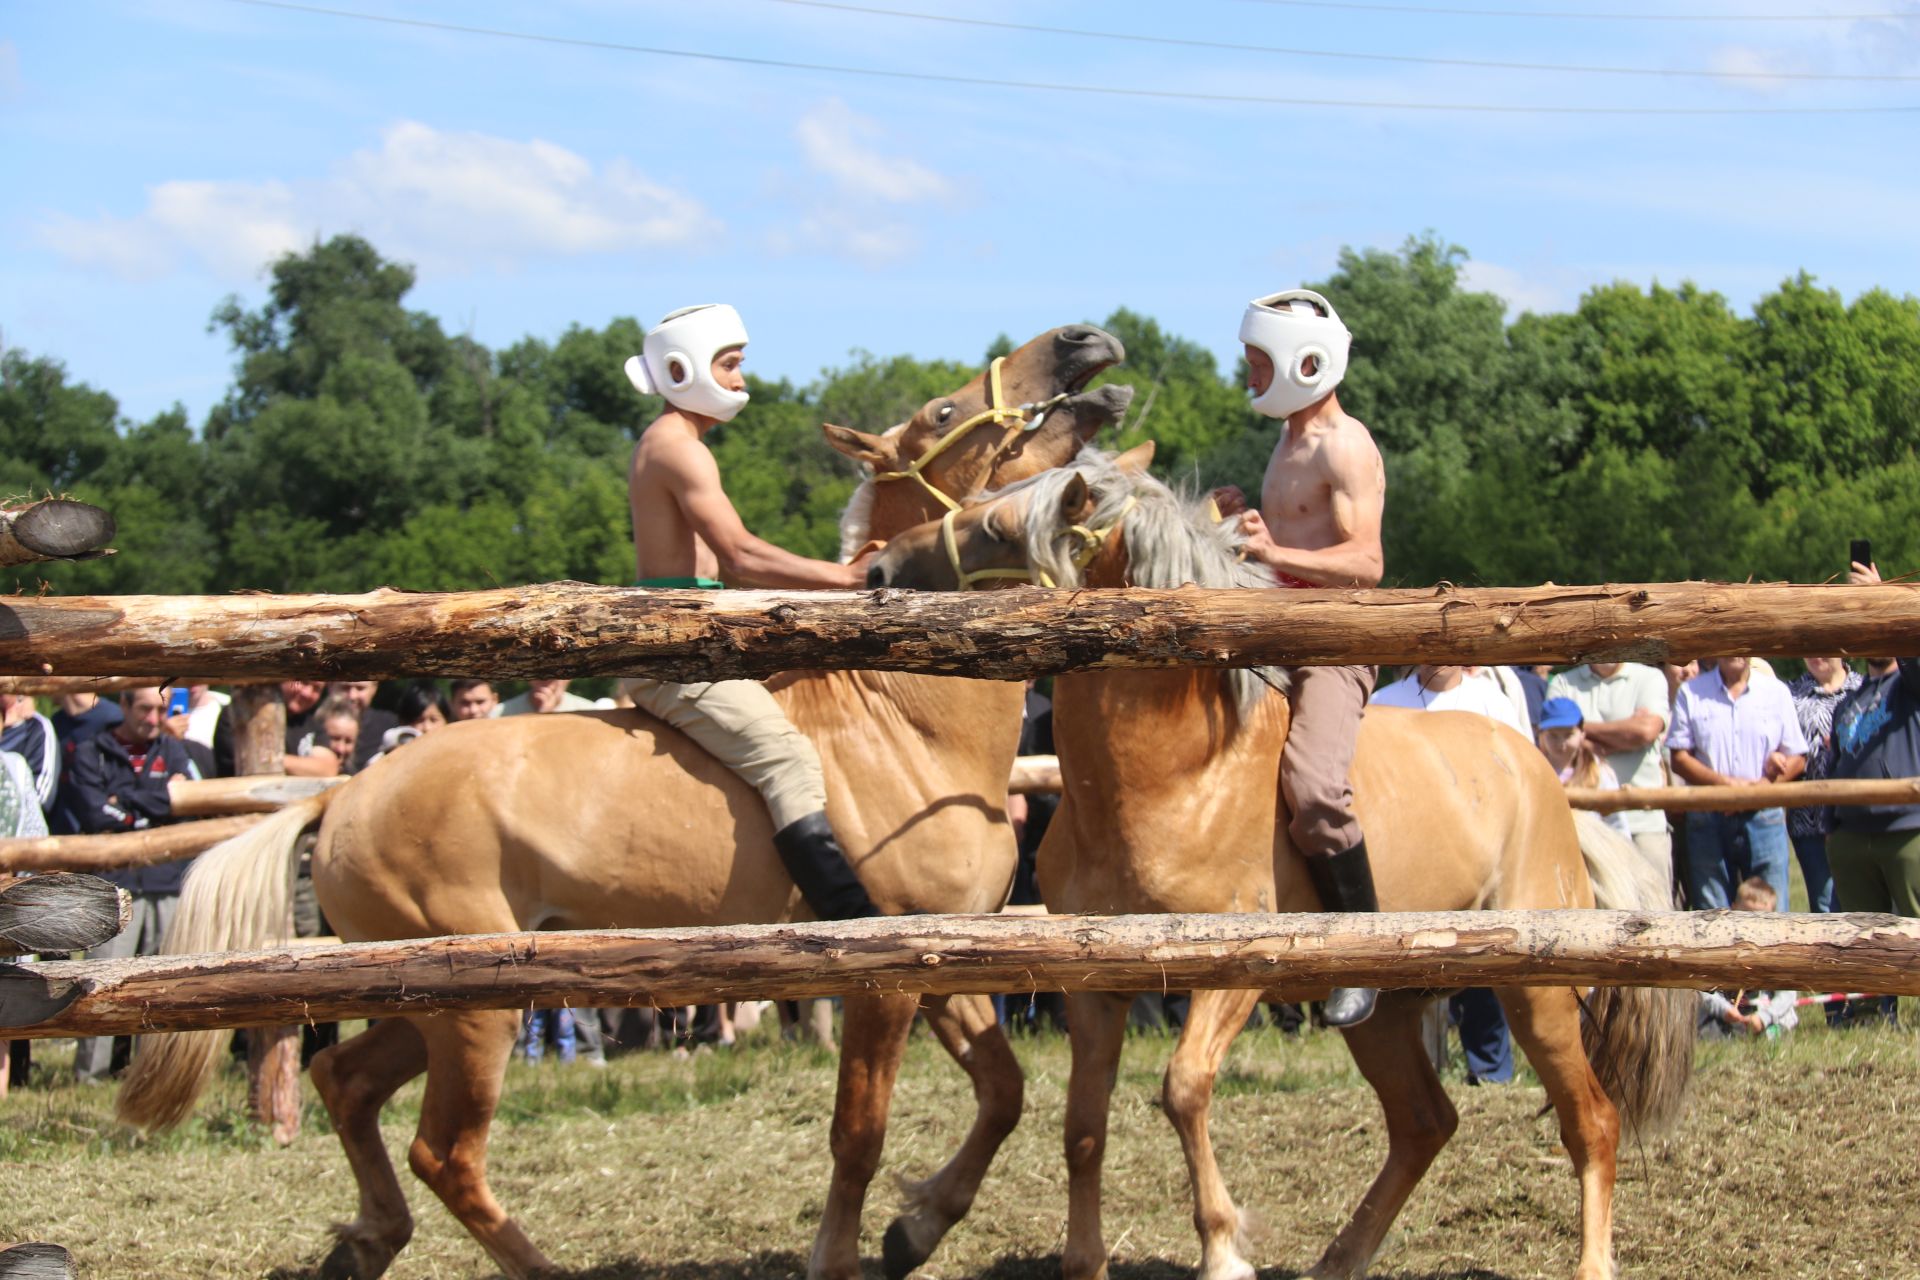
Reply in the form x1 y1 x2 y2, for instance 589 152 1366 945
623 303 750 423
1238 289 1350 419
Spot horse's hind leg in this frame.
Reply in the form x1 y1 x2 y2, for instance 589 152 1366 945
807 992 920 1280
406 1009 553 1280
1498 985 1620 1280
883 993 1025 1280
1310 994 1459 1280
1062 991 1130 1280
309 1017 428 1279
1164 988 1263 1280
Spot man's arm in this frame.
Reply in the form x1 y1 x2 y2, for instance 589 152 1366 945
1241 428 1385 587
664 438 863 590
283 748 340 778
1670 748 1735 788
1583 710 1666 754
68 741 132 833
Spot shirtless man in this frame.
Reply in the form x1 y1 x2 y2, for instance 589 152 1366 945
621 303 878 919
1213 289 1387 1026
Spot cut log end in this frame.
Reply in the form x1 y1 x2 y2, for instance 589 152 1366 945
0 1242 78 1279
0 873 131 957
8 499 118 559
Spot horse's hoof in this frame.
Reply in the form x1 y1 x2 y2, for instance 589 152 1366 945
316 1238 364 1280
882 1218 933 1280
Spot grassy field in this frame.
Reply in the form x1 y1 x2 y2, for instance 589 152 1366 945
2 1004 1917 1280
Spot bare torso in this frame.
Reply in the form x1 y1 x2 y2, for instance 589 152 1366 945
629 415 721 581
1258 409 1385 566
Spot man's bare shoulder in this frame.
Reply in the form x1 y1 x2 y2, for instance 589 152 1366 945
633 415 715 478
1314 410 1383 477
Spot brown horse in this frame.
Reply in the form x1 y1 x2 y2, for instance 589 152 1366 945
117 326 1135 1280
869 446 1694 1280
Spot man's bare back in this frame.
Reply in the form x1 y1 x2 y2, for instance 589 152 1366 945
630 414 724 582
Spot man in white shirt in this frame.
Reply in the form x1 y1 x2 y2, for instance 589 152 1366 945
1547 662 1673 879
498 680 597 716
1370 665 1530 737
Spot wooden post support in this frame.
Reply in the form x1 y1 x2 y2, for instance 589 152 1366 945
6 909 1919 1038
0 498 115 568
226 685 301 1146
6 581 1920 682
0 874 130 958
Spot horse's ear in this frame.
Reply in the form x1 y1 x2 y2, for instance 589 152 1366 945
1113 441 1156 474
1059 473 1095 524
822 423 894 469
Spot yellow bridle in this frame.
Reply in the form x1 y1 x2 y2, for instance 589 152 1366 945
871 356 1073 513
943 494 1137 591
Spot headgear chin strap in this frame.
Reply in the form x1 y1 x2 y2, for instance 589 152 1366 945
624 303 750 423
1238 289 1351 420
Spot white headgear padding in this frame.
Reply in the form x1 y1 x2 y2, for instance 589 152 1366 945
1238 289 1351 419
623 303 750 423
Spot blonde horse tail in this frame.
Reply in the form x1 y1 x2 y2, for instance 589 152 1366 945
116 789 339 1133
1571 809 1696 1140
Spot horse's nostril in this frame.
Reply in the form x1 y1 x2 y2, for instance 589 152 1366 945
866 563 888 590
1059 326 1097 345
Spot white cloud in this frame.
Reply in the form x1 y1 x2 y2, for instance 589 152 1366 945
794 99 953 205
0 40 21 102
38 120 718 281
1705 44 1795 95
1458 259 1582 318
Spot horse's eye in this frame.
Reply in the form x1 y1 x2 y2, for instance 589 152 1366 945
937 403 955 423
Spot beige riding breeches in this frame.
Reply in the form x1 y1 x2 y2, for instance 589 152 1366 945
623 678 826 830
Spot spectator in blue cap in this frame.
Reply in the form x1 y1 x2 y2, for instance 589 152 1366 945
1536 697 1631 838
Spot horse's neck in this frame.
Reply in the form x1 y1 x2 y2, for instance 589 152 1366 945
1055 669 1286 788
773 669 1025 804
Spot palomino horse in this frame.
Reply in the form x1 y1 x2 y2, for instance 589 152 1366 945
117 326 1136 1280
869 447 1695 1280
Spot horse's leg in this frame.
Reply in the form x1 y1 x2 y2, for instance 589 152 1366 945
1498 986 1620 1280
308 1017 428 1280
1310 994 1459 1280
405 1009 553 1280
807 992 920 1280
883 993 1025 1279
1164 988 1263 1280
1062 991 1130 1280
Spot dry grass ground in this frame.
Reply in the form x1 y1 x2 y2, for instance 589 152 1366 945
2 1004 1917 1280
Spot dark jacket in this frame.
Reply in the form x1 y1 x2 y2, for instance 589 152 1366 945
1829 659 1920 835
68 731 204 894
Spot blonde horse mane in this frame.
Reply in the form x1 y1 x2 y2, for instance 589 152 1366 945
985 449 1288 718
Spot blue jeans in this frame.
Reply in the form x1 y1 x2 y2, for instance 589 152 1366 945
523 1008 576 1064
1448 988 1513 1083
1791 833 1837 913
1685 809 1790 910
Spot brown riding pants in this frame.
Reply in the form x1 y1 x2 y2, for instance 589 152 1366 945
1280 664 1374 857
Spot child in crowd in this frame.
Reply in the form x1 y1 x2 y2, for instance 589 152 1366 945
1535 697 1631 838
1699 877 1799 1039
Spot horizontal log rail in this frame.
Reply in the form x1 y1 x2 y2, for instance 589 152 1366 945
0 815 267 874
167 774 344 818
1566 776 1920 814
5 581 1918 683
0 675 204 697
4 909 1916 1038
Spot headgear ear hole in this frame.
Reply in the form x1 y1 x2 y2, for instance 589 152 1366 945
667 356 689 387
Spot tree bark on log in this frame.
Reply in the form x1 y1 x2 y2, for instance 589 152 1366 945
1567 776 1920 814
0 676 206 698
224 685 301 1146
0 874 130 958
1008 755 1060 796
6 909 1918 1038
0 815 267 874
6 581 1919 682
0 499 116 567
167 774 343 818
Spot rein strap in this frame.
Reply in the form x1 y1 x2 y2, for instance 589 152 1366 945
872 357 1071 512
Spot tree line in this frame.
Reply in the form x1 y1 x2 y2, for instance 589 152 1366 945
6 232 1917 597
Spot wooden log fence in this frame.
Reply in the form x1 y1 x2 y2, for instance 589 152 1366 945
0 499 115 568
167 774 344 818
0 874 129 958
3 909 1916 1040
6 581 1920 684
0 815 267 875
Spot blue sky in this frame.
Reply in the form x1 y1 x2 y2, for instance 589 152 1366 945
5 0 1919 426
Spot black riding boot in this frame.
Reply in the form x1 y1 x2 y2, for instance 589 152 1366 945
773 812 880 920
1306 840 1379 1028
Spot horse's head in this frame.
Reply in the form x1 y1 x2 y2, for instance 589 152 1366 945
824 325 1133 543
866 443 1158 592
